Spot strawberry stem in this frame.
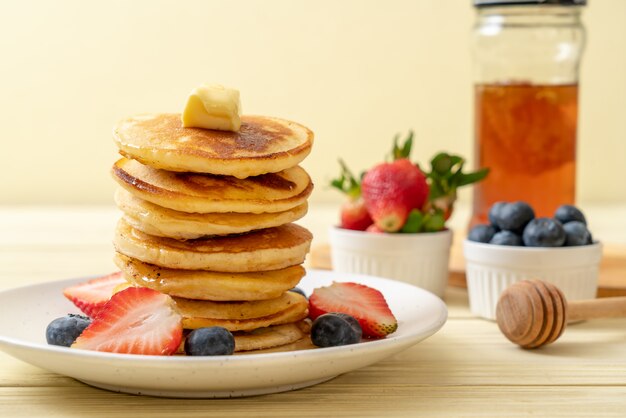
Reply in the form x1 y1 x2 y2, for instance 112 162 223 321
427 153 489 202
330 159 364 199
389 131 414 161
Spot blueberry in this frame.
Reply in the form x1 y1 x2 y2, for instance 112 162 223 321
563 221 592 246
185 327 235 356
491 201 535 233
555 205 587 225
488 202 506 229
289 287 307 299
311 313 362 347
523 218 566 247
46 314 91 347
489 230 523 246
468 224 497 243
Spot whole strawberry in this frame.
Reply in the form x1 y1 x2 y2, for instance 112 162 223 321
362 159 428 232
340 198 373 231
330 160 373 231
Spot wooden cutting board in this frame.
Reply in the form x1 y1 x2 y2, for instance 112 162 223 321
309 237 626 298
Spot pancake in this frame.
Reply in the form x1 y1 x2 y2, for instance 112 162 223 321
115 254 304 301
180 298 308 331
111 158 313 214
114 188 308 239
173 292 306 321
113 113 314 178
233 319 317 354
177 322 310 353
113 219 312 272
233 322 310 352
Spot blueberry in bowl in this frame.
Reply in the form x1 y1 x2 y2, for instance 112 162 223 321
488 202 506 230
563 221 592 246
522 218 566 247
468 224 497 243
555 204 587 225
489 201 535 234
490 230 523 246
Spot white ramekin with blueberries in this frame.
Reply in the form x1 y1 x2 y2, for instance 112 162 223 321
464 202 602 320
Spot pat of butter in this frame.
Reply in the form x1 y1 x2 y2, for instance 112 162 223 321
181 84 241 131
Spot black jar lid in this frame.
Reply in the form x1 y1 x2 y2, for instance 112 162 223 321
474 0 586 7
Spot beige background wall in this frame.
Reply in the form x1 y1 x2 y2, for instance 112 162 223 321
0 0 624 205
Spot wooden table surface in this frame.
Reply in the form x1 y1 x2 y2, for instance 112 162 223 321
1 204 626 417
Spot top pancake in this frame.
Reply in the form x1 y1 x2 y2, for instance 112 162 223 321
114 113 313 178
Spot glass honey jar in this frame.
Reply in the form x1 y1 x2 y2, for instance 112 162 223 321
471 0 586 224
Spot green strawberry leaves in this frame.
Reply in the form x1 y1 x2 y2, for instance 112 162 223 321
400 210 423 233
330 159 364 199
425 211 446 232
427 152 489 202
390 131 414 161
401 209 446 233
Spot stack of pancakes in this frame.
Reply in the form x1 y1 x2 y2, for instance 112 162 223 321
110 113 314 352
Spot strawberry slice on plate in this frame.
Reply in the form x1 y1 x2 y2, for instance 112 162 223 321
309 282 398 339
72 287 182 355
63 272 127 318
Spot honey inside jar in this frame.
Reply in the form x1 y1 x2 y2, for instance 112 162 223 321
472 83 578 225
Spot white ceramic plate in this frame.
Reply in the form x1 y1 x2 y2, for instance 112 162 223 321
0 269 447 398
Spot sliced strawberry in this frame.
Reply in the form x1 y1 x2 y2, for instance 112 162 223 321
362 159 429 232
309 282 397 339
340 198 373 231
72 287 182 355
63 272 127 318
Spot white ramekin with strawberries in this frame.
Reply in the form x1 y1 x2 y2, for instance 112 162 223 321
330 133 487 298
330 227 453 297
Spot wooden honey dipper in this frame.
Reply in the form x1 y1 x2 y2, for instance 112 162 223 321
496 279 626 349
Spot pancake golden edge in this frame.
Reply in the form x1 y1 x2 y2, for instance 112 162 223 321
111 158 313 214
173 292 306 320
233 322 310 352
113 114 314 178
181 299 309 331
115 254 305 301
113 219 312 272
115 188 308 239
